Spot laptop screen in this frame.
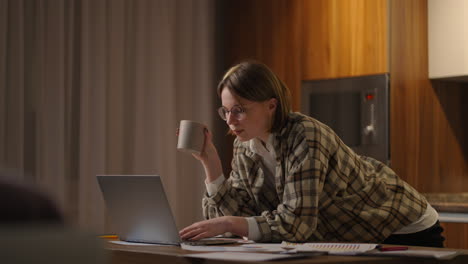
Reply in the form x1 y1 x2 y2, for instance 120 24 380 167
97 175 181 245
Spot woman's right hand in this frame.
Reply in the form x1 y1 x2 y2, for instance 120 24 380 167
178 127 223 183
191 128 214 162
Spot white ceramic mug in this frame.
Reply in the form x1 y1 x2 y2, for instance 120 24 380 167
177 120 206 155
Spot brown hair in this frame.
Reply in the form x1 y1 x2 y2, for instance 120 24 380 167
217 61 292 132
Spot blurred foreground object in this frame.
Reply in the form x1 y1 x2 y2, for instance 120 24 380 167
0 224 108 264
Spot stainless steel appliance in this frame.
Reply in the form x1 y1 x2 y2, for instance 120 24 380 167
301 74 390 165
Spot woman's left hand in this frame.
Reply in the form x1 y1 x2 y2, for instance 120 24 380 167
179 216 248 240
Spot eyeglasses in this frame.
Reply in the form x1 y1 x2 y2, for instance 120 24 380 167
217 105 247 121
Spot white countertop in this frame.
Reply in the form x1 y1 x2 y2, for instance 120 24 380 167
438 212 468 223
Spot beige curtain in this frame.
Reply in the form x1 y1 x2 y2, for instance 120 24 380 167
0 0 216 232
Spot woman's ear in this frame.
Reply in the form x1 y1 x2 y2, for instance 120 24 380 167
268 98 278 112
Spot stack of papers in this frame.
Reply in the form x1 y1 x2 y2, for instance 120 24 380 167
281 242 378 255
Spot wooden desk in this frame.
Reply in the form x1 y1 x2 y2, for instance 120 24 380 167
106 241 468 264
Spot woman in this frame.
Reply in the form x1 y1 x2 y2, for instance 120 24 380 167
179 61 444 247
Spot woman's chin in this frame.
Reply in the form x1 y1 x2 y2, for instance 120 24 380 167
236 135 251 142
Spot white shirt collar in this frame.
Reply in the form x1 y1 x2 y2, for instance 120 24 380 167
249 134 275 155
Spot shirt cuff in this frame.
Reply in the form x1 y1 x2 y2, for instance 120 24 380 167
246 217 262 241
205 174 225 196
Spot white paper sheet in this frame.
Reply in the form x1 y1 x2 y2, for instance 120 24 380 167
110 241 171 246
366 250 459 259
182 243 285 252
241 243 287 252
184 252 310 261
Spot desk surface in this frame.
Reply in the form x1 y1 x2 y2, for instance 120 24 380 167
106 241 468 264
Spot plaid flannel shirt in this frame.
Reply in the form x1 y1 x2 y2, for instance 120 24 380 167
202 112 427 243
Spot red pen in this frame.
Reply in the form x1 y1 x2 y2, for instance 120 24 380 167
378 246 409 251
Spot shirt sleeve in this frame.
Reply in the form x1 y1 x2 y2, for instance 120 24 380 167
205 174 225 196
202 142 260 220
246 217 262 240
202 169 258 220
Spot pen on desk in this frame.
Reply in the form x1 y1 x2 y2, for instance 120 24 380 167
99 235 119 239
377 246 408 251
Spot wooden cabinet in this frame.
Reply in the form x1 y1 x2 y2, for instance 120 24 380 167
301 0 388 80
428 0 468 80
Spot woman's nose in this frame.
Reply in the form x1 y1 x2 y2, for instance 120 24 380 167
226 112 236 125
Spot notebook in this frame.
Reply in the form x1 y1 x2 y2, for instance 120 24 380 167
96 175 236 246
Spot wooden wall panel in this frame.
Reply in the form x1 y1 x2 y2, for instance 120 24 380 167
390 0 428 189
421 81 468 192
220 0 303 175
391 0 468 249
440 222 468 249
223 0 302 111
301 0 388 80
390 0 468 193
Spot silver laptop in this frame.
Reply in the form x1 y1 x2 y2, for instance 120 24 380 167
97 175 236 246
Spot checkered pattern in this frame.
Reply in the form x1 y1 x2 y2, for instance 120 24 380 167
202 112 427 243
